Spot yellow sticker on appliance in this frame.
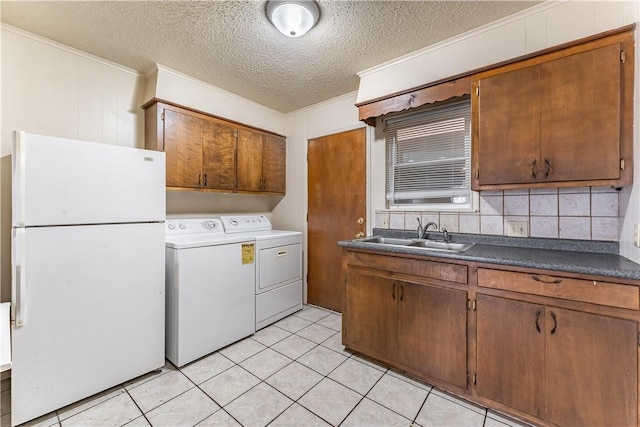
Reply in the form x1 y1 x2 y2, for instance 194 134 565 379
242 243 255 265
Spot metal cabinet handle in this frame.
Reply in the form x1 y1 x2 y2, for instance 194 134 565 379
357 217 364 225
204 173 208 186
544 158 551 178
400 284 404 301
550 312 558 335
198 173 202 187
535 310 541 333
531 275 562 284
392 283 396 300
355 231 365 239
531 159 537 179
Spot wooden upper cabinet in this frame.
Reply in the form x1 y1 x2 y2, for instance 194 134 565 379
237 129 263 192
540 44 621 182
201 120 236 191
144 99 286 195
472 29 634 190
262 135 286 193
163 108 204 188
474 65 540 186
237 130 286 194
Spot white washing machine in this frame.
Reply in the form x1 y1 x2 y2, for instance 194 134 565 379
220 215 303 330
165 218 255 367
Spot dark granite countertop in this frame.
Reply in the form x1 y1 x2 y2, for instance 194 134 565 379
338 229 640 281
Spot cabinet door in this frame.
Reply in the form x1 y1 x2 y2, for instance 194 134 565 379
202 120 236 191
397 282 467 388
546 307 637 426
262 135 286 194
343 269 397 361
540 44 621 182
237 129 263 192
476 65 540 186
476 295 546 419
163 109 203 188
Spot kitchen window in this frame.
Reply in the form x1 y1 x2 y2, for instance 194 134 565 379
385 97 476 211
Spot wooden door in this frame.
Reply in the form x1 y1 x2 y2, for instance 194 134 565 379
540 44 621 182
546 307 637 427
476 295 546 418
262 135 286 194
202 120 237 191
308 128 366 312
237 129 263 192
163 109 203 188
397 282 467 388
476 65 540 186
343 269 397 361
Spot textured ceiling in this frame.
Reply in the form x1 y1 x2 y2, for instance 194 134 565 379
0 1 541 113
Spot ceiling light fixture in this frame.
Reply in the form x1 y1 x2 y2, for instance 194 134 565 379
266 0 320 38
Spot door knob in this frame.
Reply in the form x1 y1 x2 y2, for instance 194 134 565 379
355 231 365 238
357 217 364 225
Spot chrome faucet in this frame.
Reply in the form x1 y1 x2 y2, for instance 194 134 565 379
417 218 438 239
441 227 451 242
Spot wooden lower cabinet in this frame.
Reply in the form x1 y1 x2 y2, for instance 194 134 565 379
343 269 398 361
477 294 638 426
343 263 467 389
546 307 637 426
343 249 640 426
476 295 546 419
398 281 467 388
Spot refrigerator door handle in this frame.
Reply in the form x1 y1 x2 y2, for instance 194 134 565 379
12 131 27 227
12 228 26 326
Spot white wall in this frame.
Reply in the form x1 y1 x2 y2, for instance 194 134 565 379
150 65 287 136
0 25 146 303
358 0 640 262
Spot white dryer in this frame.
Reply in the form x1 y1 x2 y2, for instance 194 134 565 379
220 215 303 330
165 218 255 367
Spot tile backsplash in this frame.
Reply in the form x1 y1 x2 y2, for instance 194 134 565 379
375 187 619 241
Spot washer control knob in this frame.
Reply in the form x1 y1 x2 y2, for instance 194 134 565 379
168 223 176 230
230 219 238 226
179 223 186 229
205 220 215 230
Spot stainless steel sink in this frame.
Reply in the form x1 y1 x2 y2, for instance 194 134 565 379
357 236 413 245
356 236 474 253
406 240 474 253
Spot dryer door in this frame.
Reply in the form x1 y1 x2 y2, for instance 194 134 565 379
258 244 302 292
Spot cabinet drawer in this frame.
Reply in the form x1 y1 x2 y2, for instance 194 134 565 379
347 252 467 284
477 268 639 310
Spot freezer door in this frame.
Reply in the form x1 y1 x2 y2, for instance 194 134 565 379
11 223 165 426
12 131 165 227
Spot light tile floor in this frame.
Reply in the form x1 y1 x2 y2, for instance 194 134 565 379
1 305 527 427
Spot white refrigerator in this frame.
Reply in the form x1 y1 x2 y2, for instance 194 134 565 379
10 131 166 426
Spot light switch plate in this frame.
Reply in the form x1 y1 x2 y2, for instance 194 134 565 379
507 221 528 237
634 224 640 247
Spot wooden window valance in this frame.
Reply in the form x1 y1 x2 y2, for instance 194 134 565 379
356 76 472 126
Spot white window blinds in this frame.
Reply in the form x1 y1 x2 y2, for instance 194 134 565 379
385 98 472 207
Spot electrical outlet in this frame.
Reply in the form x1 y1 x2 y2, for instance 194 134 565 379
381 216 389 228
507 221 528 237
634 224 640 248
